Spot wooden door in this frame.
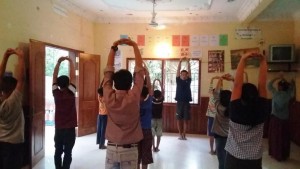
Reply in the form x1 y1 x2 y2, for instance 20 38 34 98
77 53 100 136
29 40 46 166
18 43 31 168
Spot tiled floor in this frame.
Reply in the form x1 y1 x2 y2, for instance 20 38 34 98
33 126 300 169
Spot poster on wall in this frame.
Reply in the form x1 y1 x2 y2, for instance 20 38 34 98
180 48 189 57
209 35 219 46
219 34 228 46
208 50 224 73
191 49 202 59
137 35 145 46
190 35 200 46
200 35 209 46
120 34 128 46
172 35 181 46
181 35 190 46
235 28 261 39
230 47 260 69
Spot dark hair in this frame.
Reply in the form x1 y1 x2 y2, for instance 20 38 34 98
0 76 17 93
113 69 132 90
220 90 232 117
57 75 69 88
97 87 103 96
141 86 149 98
180 70 188 74
241 83 258 105
240 83 263 128
153 90 162 98
278 80 289 91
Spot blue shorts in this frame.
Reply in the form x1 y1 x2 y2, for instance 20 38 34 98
207 117 214 136
176 101 190 120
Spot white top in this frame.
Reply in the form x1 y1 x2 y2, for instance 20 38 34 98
0 90 24 143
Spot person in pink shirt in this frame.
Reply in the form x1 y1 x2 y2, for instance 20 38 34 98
103 38 144 169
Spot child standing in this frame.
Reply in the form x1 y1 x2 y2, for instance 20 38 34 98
151 79 164 152
211 74 233 169
96 87 108 149
138 65 154 169
206 76 220 155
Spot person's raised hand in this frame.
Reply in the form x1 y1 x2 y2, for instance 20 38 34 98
4 48 15 57
14 48 24 58
119 38 137 47
57 57 66 63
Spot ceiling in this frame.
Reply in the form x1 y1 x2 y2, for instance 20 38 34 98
51 0 300 25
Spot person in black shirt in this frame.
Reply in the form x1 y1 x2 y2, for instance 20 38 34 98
151 79 164 152
175 57 192 140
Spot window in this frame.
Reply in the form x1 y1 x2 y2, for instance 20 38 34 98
127 58 200 104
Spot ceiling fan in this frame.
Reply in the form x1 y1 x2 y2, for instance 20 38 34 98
149 0 159 27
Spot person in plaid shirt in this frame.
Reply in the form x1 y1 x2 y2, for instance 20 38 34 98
224 50 268 169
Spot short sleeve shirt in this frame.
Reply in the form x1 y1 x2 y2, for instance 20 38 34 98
152 96 164 119
175 77 192 102
268 81 295 120
206 83 217 117
0 90 24 143
53 83 77 129
140 95 153 129
225 97 268 160
103 66 144 144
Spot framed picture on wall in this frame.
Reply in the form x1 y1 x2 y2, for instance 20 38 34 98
230 47 260 69
208 50 224 73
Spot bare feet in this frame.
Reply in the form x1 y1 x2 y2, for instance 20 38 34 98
178 135 187 140
153 147 160 152
99 145 107 149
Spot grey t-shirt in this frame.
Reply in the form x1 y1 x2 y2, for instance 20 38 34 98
0 90 24 143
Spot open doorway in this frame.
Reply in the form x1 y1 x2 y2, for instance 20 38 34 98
29 40 100 167
44 46 69 161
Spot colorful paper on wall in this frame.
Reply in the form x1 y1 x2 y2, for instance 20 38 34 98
190 35 200 46
181 35 190 46
209 35 219 46
120 34 128 46
191 49 202 59
200 35 209 46
120 34 128 39
219 34 228 46
180 48 189 57
172 35 181 46
137 35 145 46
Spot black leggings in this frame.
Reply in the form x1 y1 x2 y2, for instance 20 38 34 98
0 142 23 169
225 153 262 169
54 128 76 169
